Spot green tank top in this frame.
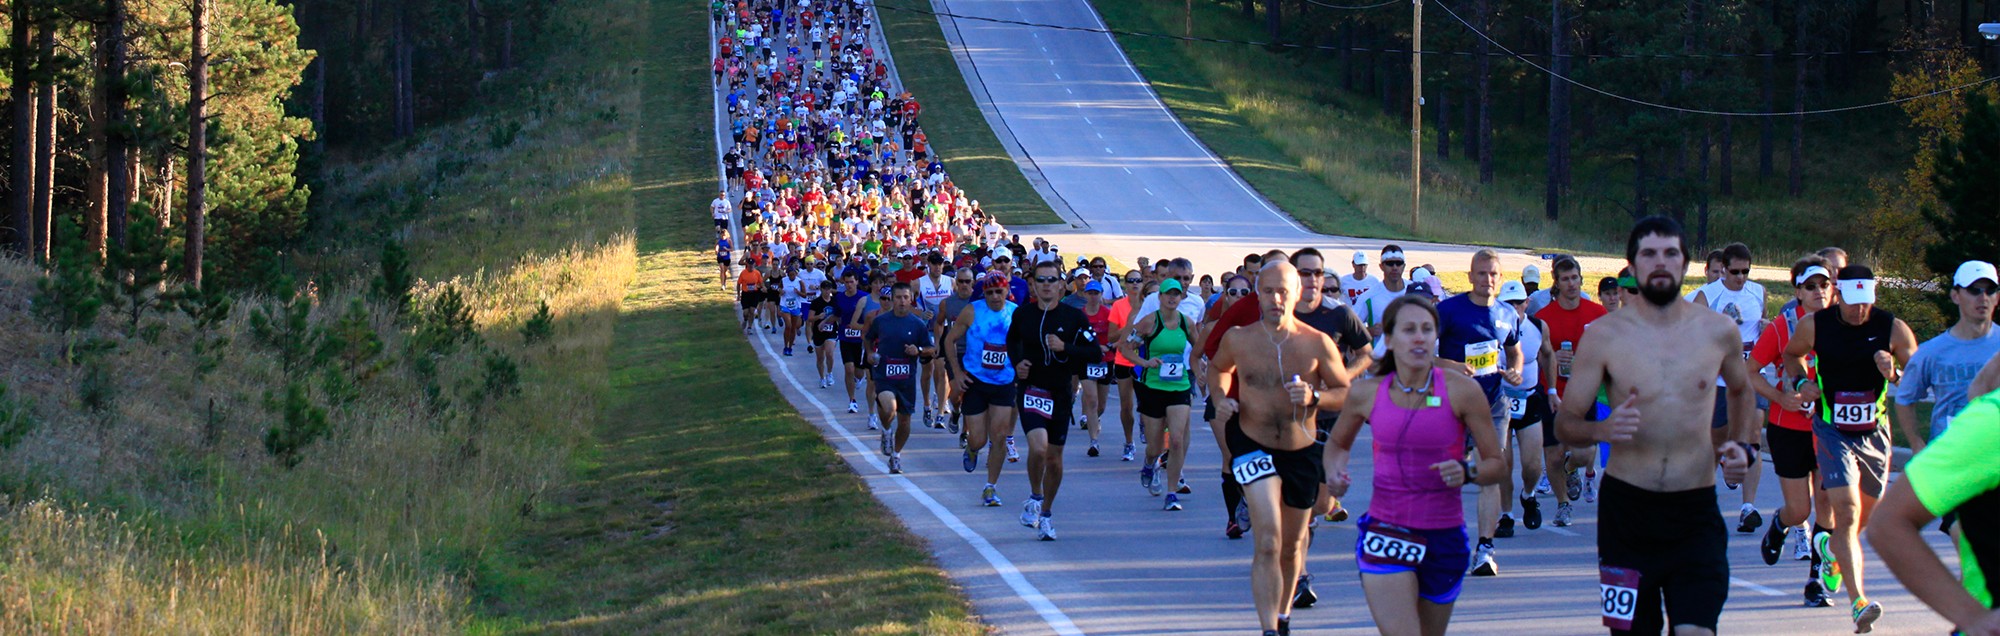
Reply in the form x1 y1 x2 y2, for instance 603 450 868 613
1142 312 1193 391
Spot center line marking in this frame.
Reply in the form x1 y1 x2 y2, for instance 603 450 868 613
1122 167 1132 174
1143 188 1153 195
1104 147 1113 153
1730 577 1785 597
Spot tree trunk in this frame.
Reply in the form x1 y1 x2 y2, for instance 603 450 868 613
1634 145 1649 218
1697 126 1712 248
8 7 34 256
1475 0 1493 184
502 18 515 69
393 3 416 138
1341 25 1355 91
32 22 54 261
1243 0 1255 20
186 0 209 286
1546 0 1569 220
1759 54 1774 180
1264 0 1281 42
1719 116 1733 196
1462 79 1477 159
104 0 132 251
1437 88 1452 160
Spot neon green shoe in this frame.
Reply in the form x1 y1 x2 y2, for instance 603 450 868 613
1814 532 1844 594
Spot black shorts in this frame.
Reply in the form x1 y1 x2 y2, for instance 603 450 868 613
873 379 918 415
1017 382 1073 445
1079 362 1115 385
1314 411 1340 445
714 218 730 230
741 291 764 308
1509 390 1551 433
840 341 864 366
1597 475 1728 635
815 325 840 344
1225 416 1323 510
1113 364 1136 382
1135 384 1191 419
1766 424 1816 480
960 380 1016 417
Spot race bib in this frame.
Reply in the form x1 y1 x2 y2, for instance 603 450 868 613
1742 341 1755 361
1231 450 1277 485
980 343 1009 371
1158 354 1187 382
883 357 913 381
1600 566 1641 631
1465 340 1500 376
782 297 801 311
1359 522 1429 568
1021 387 1055 419
1084 363 1109 380
843 327 863 339
817 320 837 333
1508 393 1529 419
1828 390 1880 433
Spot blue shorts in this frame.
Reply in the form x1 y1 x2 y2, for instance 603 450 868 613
1354 514 1471 604
782 305 806 318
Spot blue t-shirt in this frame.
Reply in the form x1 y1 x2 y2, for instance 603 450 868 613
1008 277 1030 305
1896 328 2000 439
867 312 934 384
833 290 869 342
1437 294 1521 403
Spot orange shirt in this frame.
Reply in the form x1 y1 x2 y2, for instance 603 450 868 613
737 268 764 293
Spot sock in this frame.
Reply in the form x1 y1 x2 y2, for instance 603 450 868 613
985 482 995 490
1222 470 1244 522
1041 510 1052 518
1030 494 1043 502
1742 503 1757 514
1479 537 1494 547
1277 614 1289 623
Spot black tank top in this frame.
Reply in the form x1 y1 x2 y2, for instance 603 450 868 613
1811 307 1895 432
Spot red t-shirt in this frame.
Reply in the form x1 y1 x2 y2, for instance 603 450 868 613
1202 297 1268 400
1750 306 1816 432
1107 299 1137 367
1535 298 1608 399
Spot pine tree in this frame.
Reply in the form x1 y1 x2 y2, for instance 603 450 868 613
107 202 172 331
1924 91 2000 281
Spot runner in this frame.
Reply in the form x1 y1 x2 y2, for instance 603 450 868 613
865 282 938 474
1598 276 1624 313
1896 260 2000 454
1203 250 1293 541
1869 376 2000 635
1689 242 1768 532
1209 260 1352 636
1286 247 1374 607
1010 260 1099 540
737 256 766 333
947 272 1018 507
1498 280 1559 533
716 228 735 289
1748 256 1838 607
1555 216 1757 636
808 280 841 387
1535 255 1606 523
1434 249 1523 574
858 277 894 430
834 271 870 412
1340 251 1382 306
932 268 978 435
1109 272 1148 462
1326 295 1505 636
777 261 807 356
1784 264 1920 632
1122 277 1198 512
1357 245 1411 336
1078 280 1115 457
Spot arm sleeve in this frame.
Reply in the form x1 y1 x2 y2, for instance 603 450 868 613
1908 397 2000 516
1338 307 1371 351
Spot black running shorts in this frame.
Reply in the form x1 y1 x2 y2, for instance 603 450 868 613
840 341 864 366
960 380 1016 417
1225 415 1323 511
1510 389 1551 433
1135 384 1191 419
1597 475 1728 635
1113 364 1135 382
1017 382 1073 445
1765 423 1816 481
875 380 918 416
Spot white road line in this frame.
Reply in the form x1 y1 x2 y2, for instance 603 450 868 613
1054 72 1062 80
1066 88 1074 94
1096 132 1105 139
1121 167 1132 174
1730 577 1785 597
1548 526 1580 537
749 331 1085 636
1104 147 1113 153
1143 188 1153 196
1084 117 1093 124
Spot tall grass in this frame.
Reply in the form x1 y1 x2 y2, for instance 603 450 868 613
0 0 640 629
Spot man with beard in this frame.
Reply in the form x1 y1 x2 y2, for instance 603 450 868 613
1556 216 1757 636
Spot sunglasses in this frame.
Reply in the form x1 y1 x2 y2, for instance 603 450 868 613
1961 285 2000 297
1382 261 1406 267
955 279 974 285
1296 268 1324 278
1033 275 1063 283
1123 277 1143 284
1227 288 1252 297
1728 268 1751 276
983 288 1009 296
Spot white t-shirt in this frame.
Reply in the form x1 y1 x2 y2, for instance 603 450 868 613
1353 282 1409 328
982 221 1005 247
1339 273 1381 306
917 274 952 310
712 197 731 221
1694 280 1766 385
797 268 828 297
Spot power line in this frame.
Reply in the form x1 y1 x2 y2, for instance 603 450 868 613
1301 0 1400 10
1429 0 2000 117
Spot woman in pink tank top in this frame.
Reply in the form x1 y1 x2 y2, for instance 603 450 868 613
1325 295 1506 635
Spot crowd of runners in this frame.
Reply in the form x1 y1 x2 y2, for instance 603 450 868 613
706 1 2000 634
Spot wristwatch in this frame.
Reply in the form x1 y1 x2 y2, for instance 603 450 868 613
1734 441 1759 465
1460 459 1478 483
1310 388 1323 407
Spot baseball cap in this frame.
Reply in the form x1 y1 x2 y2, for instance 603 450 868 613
1794 265 1831 286
981 272 1011 290
1159 278 1186 294
1084 281 1105 293
1409 266 1431 280
1406 281 1435 298
1954 260 1998 288
1353 251 1369 265
1522 265 1542 284
1836 265 1877 305
1498 280 1529 302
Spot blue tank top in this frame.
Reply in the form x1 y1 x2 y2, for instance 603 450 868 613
962 300 1017 385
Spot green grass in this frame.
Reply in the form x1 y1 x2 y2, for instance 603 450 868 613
876 0 1064 226
464 1 984 632
1091 0 1910 257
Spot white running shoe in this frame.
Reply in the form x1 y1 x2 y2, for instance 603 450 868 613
1021 498 1042 527
1006 436 1020 463
1471 544 1499 576
1036 515 1057 541
1535 474 1553 497
1790 524 1813 561
847 401 858 413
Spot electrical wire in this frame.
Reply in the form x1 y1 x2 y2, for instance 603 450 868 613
1429 0 2000 117
1301 0 1401 10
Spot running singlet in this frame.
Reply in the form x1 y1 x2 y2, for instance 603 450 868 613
1139 312 1193 392
1904 392 2000 609
833 289 868 342
778 276 806 311
1083 304 1113 377
1367 368 1467 529
1505 316 1545 392
1437 294 1520 403
918 275 952 311
1749 306 1817 431
1534 298 1607 398
1811 307 1896 433
962 300 1017 385
1107 300 1138 368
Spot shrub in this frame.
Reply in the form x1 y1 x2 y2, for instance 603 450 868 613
370 241 414 315
263 381 329 469
519 300 554 345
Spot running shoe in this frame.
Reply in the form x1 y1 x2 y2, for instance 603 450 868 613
1521 497 1543 530
1121 443 1135 462
1805 579 1833 607
806 344 814 354
1177 479 1192 495
1087 441 1100 457
1791 525 1812 561
1495 515 1516 538
1226 520 1245 540
1535 474 1553 497
1566 467 1582 502
962 448 978 473
1163 493 1182 511
1815 532 1844 593
782 346 793 356
1277 617 1291 636
1324 503 1349 523
1021 498 1042 527
1738 505 1764 533
948 411 961 435
1006 436 1020 463
981 485 1001 507
1582 472 1598 503
1236 501 1252 531
888 455 903 474
1037 515 1057 541
869 413 881 431
1852 600 1882 633
1147 469 1166 497
1292 574 1318 609
879 428 890 456
847 401 859 413
1471 544 1499 576
1761 521 1787 566
1553 502 1574 527
923 408 935 428
1140 466 1157 492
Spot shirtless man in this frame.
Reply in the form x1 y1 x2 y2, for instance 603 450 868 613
1556 216 1756 636
1209 261 1353 636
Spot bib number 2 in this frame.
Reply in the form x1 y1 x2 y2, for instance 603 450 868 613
1600 566 1640 631
1231 450 1277 486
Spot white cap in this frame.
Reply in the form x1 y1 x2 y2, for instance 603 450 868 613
1353 251 1369 265
1522 265 1542 284
1955 260 1999 288
1837 278 1878 305
1410 266 1431 280
1498 280 1529 302
1794 265 1831 285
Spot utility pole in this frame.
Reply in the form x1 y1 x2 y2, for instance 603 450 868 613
1410 0 1423 232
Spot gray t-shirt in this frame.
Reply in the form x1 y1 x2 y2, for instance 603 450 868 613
868 312 935 384
1896 328 2000 439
